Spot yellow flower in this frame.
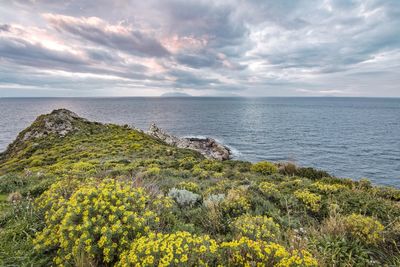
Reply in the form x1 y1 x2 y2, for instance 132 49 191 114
294 189 322 212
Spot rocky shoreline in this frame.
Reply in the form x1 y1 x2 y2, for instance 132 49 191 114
147 123 232 161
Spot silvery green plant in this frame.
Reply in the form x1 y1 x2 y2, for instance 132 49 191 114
168 188 201 207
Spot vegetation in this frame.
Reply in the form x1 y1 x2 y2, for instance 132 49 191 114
0 110 399 266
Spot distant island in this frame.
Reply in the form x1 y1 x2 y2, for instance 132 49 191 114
161 92 192 97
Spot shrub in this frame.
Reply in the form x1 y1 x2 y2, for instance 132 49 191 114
117 233 318 267
7 191 22 203
259 181 279 197
178 157 196 170
294 190 322 212
146 166 161 176
34 178 82 246
343 214 384 244
296 167 330 180
279 162 298 176
198 160 223 172
34 179 171 265
232 214 280 241
203 194 225 208
356 178 372 189
219 237 318 266
117 231 219 266
177 181 200 193
221 188 250 217
314 235 375 266
168 188 201 207
0 174 28 193
372 186 400 201
311 182 346 193
251 161 278 175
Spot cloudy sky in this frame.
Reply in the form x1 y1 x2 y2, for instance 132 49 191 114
0 0 399 97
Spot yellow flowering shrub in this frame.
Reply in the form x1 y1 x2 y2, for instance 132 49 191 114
34 179 172 265
178 181 200 193
294 189 322 212
33 179 82 249
178 157 197 170
343 214 384 244
118 232 318 267
232 214 280 241
251 161 278 175
219 237 318 266
312 182 346 193
221 188 251 217
203 180 231 196
117 231 219 267
146 166 161 175
259 181 279 197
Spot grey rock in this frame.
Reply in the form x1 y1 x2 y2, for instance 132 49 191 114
21 109 85 141
147 123 232 160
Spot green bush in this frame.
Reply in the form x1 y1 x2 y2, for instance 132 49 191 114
296 167 330 180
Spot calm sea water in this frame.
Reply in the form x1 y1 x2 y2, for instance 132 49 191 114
0 97 399 187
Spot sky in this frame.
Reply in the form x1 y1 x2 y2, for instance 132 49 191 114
0 0 399 97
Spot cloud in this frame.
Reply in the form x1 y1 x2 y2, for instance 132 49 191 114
44 13 170 58
0 0 399 96
0 24 10 32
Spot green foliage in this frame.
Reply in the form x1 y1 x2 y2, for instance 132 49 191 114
251 161 278 175
295 167 330 180
313 236 375 266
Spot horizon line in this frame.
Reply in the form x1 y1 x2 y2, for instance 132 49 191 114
1 96 400 99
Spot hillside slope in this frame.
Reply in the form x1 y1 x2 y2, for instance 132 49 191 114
0 110 399 266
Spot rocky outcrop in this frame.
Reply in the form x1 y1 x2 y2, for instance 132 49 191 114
0 109 232 162
147 123 231 160
0 109 91 160
21 109 86 141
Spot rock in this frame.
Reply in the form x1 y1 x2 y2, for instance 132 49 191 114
147 123 232 160
21 109 86 141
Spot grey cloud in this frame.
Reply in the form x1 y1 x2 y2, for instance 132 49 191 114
0 24 10 32
45 14 170 58
169 69 220 88
175 52 220 69
0 34 160 82
0 36 86 68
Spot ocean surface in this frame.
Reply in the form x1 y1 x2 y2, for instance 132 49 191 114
0 97 399 187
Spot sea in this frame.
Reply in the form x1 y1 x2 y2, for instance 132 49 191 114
0 97 399 187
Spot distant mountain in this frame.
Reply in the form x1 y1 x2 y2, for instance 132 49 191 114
160 92 192 97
